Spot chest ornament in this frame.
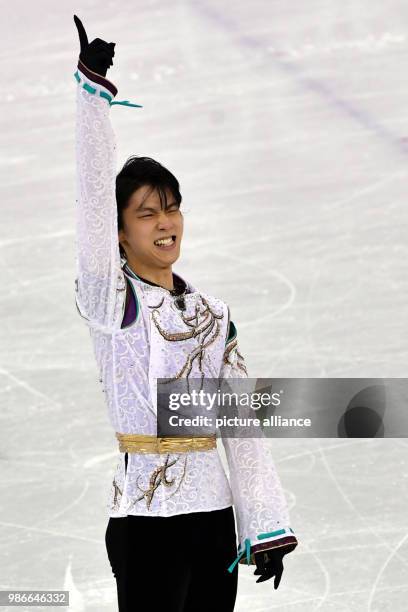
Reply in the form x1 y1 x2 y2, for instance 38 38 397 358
129 454 188 511
150 295 224 390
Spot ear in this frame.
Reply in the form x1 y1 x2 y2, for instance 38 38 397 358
118 230 127 257
118 228 126 245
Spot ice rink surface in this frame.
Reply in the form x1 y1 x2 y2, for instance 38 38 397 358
1 1 408 610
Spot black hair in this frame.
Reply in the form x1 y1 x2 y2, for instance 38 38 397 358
116 155 182 259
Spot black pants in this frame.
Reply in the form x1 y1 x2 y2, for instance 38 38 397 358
105 459 238 611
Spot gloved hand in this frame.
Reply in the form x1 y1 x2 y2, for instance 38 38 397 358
73 14 116 77
253 543 296 587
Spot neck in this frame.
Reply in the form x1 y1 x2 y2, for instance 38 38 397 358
125 256 174 290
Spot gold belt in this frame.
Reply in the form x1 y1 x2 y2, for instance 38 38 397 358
115 432 217 454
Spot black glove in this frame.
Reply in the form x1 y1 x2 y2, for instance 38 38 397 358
73 15 116 77
253 543 296 587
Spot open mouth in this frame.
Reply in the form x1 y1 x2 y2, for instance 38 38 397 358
153 235 177 250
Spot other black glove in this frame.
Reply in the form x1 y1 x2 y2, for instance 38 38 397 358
73 14 116 77
254 543 296 587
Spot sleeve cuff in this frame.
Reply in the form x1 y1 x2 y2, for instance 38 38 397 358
77 58 118 97
249 534 298 559
227 527 298 572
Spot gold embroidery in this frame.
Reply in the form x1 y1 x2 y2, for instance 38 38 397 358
223 339 238 364
236 349 248 374
223 341 248 374
151 295 224 392
112 478 123 509
160 455 188 503
130 454 188 511
237 361 248 375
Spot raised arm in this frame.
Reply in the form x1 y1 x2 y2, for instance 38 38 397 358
219 308 298 584
73 15 130 330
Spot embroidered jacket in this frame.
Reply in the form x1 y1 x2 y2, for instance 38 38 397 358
73 59 298 569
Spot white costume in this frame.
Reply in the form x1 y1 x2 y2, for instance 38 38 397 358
73 60 298 569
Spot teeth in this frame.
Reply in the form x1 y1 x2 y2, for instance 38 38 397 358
154 237 174 246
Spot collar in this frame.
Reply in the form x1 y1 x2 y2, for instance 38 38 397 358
122 262 189 296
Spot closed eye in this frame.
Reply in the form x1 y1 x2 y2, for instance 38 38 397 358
138 205 179 218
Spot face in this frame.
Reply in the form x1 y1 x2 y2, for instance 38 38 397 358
118 184 183 269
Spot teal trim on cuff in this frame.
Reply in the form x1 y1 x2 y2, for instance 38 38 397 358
257 527 294 540
111 100 143 108
245 537 251 565
227 538 251 573
83 82 97 94
73 71 143 108
227 548 244 573
226 528 296 572
100 90 113 104
257 528 286 540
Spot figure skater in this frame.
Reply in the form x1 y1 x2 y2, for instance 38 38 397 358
73 15 298 612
